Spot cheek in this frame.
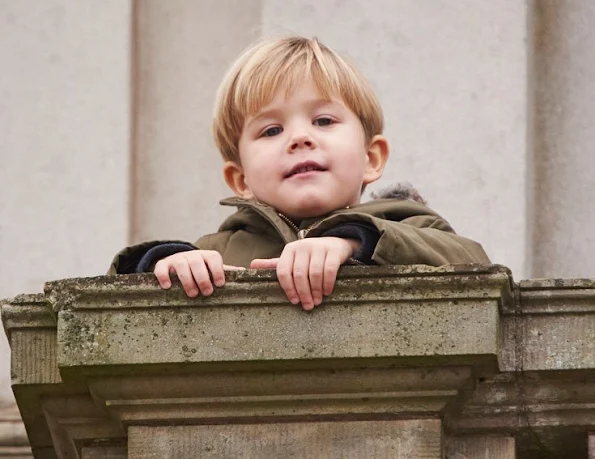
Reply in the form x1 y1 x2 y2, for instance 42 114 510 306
242 161 268 190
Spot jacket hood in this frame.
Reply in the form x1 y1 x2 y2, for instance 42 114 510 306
369 182 427 205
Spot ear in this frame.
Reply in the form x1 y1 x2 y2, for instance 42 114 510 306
363 135 389 185
223 161 254 199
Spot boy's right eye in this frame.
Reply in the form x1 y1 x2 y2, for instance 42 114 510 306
261 126 283 137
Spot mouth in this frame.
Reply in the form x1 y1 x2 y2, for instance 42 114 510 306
285 161 327 178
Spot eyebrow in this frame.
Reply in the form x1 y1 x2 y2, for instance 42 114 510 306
245 98 341 130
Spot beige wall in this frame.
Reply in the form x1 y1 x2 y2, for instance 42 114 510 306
0 0 132 298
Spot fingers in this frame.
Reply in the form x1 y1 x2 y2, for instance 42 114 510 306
223 264 247 271
322 251 341 296
276 238 351 310
276 249 299 306
188 256 216 296
292 248 314 310
253 257 315 307
154 250 229 298
153 239 349 306
173 255 203 297
309 249 325 307
154 259 173 289
250 258 280 269
276 243 326 311
203 251 225 288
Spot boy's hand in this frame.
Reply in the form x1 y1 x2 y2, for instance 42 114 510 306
250 237 360 311
154 250 244 297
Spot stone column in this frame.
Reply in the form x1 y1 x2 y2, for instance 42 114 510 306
532 0 595 278
130 0 260 243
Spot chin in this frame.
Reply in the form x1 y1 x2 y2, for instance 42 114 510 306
285 202 333 220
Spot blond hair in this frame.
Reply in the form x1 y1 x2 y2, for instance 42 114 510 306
213 36 384 163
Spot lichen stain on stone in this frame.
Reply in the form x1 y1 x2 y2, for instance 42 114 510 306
181 345 198 359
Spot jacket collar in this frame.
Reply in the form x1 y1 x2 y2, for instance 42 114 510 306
218 182 433 242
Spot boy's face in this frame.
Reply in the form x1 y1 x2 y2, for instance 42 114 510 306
225 79 387 220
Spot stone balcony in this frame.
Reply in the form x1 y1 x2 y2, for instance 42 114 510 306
2 265 595 458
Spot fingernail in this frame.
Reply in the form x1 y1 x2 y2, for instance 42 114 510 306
314 297 321 306
203 288 213 296
214 279 224 287
163 282 171 289
290 297 300 305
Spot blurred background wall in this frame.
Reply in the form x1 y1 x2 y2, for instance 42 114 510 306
1 0 594 454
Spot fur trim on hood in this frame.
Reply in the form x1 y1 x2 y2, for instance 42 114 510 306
369 182 427 205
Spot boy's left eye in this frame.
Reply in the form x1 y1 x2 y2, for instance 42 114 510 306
313 117 334 127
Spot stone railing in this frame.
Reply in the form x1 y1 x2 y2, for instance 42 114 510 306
2 265 595 458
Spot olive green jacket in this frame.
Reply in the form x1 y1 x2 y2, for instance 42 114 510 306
109 196 490 274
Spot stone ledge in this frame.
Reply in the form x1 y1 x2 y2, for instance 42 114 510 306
44 264 512 311
1 295 55 331
46 266 508 375
519 277 595 314
499 277 595 372
3 265 595 458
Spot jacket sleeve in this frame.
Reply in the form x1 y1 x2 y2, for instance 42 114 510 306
321 222 380 264
107 240 197 274
368 215 490 265
309 211 490 266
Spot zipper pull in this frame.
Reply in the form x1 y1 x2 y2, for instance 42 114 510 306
297 229 309 239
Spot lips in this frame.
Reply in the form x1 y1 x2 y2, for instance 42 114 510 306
285 161 327 178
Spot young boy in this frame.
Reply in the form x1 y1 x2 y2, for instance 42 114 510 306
110 36 490 310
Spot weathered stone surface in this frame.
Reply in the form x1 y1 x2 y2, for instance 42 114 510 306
80 447 126 459
1 294 59 386
90 366 472 427
448 371 595 458
42 394 125 459
0 295 56 458
445 436 515 459
500 278 595 371
47 266 508 373
128 420 442 459
3 266 595 458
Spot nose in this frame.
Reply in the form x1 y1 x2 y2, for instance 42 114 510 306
288 133 316 153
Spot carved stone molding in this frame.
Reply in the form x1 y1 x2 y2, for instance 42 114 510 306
3 265 595 458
